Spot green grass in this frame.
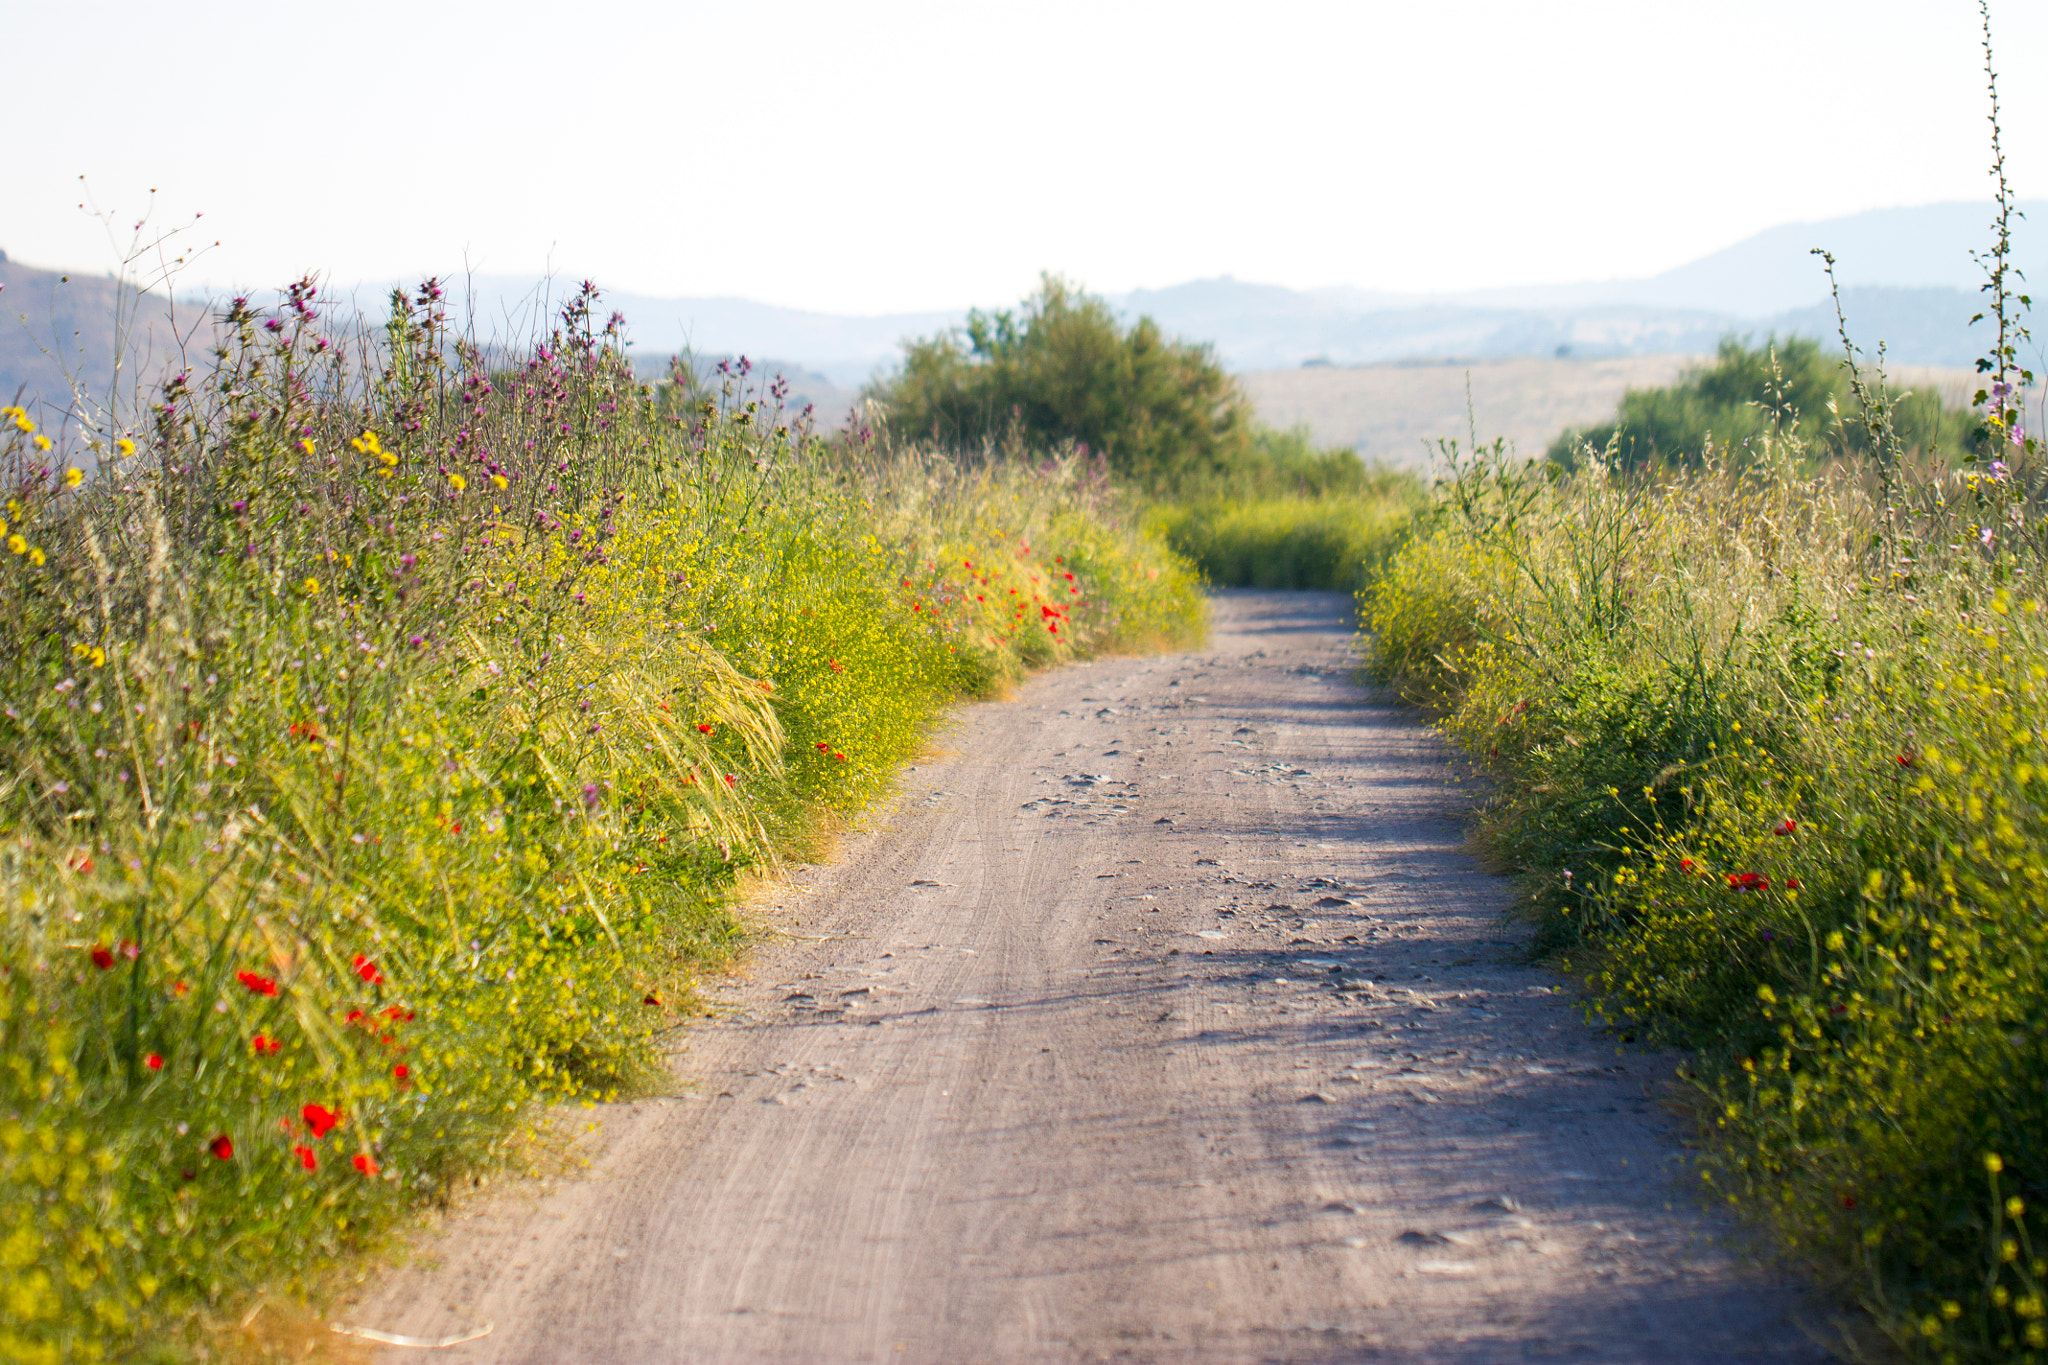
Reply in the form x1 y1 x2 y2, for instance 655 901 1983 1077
1362 431 2048 1361
1146 471 1423 594
0 287 1203 1363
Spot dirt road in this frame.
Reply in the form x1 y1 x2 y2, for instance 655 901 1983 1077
355 591 1819 1363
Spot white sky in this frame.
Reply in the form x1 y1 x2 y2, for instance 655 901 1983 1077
8 0 2046 315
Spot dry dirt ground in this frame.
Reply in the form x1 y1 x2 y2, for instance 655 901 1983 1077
1239 354 1979 470
352 590 1826 1364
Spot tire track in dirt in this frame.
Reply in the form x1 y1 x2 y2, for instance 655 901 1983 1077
353 589 1821 1364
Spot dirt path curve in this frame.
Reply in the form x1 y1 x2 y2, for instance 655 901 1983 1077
356 590 1821 1364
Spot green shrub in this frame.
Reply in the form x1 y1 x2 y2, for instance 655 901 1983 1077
869 275 1262 495
1547 335 1973 471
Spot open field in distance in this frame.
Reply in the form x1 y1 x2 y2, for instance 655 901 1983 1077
1241 354 1982 471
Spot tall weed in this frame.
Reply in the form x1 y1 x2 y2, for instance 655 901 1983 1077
0 281 1200 1361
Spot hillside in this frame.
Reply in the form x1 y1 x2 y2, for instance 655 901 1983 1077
1238 353 1980 470
0 253 198 423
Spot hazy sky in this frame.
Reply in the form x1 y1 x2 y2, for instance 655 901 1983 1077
8 0 2046 314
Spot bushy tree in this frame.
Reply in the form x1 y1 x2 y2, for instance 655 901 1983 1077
1548 335 1972 469
871 276 1261 492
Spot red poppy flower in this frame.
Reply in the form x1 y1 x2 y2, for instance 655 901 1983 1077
697 722 714 734
1726 872 1771 892
302 1103 341 1139
383 1005 413 1022
345 1009 365 1025
1772 819 1798 837
815 741 830 752
351 954 383 985
833 752 846 763
353 1153 378 1177
294 1144 318 1171
209 1134 234 1161
827 660 844 673
68 853 94 874
393 1063 411 1083
89 945 115 970
236 969 278 996
144 1052 164 1071
1678 858 1696 873
1895 751 1915 768
252 1033 281 1055
172 979 189 997
1785 877 1802 890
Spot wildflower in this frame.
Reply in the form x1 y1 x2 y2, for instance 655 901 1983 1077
697 723 714 734
1896 751 1915 768
27 547 42 566
1726 872 1770 892
116 438 134 458
834 752 847 763
236 969 279 996
1678 858 1696 873
642 994 661 1006
301 1103 341 1138
294 1144 317 1171
64 467 83 488
209 1134 235 1161
1785 877 1802 890
828 660 844 673
723 773 737 788
145 1053 164 1070
32 435 50 452
172 980 188 997
448 473 467 492
1982 527 1996 546
89 944 115 970
352 1153 378 1176
1991 460 2011 481
393 1063 410 1083
491 474 508 490
1772 818 1797 836
352 954 383 985
6 535 24 555
582 783 601 809
251 1033 281 1055
301 577 320 595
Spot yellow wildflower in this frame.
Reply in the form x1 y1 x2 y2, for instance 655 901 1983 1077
299 438 316 457
491 474 508 490
32 435 51 452
5 535 23 555
116 437 135 458
448 473 467 492
63 468 83 488
88 647 105 668
27 548 44 567
11 415 32 434
302 577 321 595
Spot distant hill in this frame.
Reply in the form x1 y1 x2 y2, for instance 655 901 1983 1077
11 199 2036 421
0 253 198 424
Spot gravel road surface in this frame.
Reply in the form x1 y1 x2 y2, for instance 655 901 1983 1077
354 590 1820 1363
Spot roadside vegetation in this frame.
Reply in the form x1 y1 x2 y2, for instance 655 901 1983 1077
1362 15 2043 1354
868 275 1422 592
0 282 1201 1362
